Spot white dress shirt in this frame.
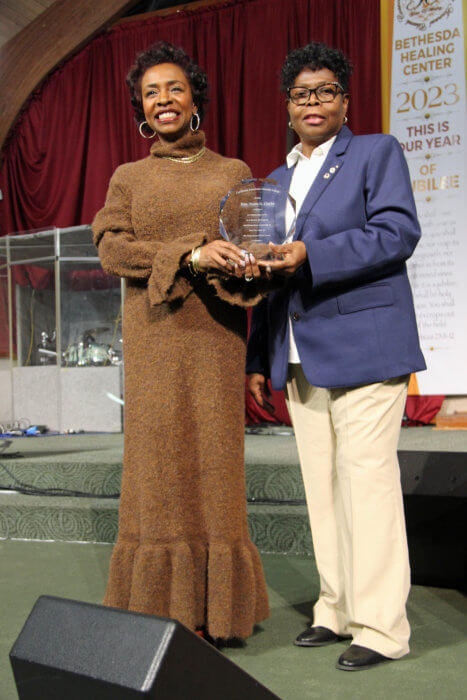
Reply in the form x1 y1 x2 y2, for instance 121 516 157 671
286 135 336 363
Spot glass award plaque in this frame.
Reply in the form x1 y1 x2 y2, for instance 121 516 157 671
219 178 296 260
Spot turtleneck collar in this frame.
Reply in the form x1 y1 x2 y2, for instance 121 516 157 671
150 130 206 159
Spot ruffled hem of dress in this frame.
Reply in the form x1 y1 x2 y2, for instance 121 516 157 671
103 538 269 640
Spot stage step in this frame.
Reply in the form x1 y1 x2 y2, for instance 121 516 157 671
0 492 313 555
0 432 311 554
0 433 306 502
2 432 465 501
1 429 465 567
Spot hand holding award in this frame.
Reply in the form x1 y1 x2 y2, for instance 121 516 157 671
219 179 296 262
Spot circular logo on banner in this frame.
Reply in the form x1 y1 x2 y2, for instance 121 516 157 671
397 0 454 31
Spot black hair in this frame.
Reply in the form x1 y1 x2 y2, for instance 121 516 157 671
126 41 209 126
281 42 353 94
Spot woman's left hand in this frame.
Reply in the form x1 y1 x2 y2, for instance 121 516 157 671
258 241 307 276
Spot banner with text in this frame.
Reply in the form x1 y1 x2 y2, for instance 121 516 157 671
390 0 466 394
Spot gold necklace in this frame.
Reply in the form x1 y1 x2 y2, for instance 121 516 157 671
160 147 206 164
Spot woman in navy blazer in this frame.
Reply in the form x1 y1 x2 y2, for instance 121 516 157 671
247 43 425 671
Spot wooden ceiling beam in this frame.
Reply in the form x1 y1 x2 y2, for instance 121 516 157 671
0 0 141 155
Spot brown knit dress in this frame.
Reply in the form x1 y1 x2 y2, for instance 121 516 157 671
92 131 269 639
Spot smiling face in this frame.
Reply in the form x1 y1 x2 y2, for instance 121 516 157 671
141 63 197 142
287 67 349 156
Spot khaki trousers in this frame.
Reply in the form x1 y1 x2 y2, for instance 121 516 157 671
286 365 411 658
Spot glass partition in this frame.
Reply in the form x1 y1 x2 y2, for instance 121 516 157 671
0 226 124 431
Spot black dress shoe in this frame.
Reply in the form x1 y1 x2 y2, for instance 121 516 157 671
336 644 391 671
294 625 349 647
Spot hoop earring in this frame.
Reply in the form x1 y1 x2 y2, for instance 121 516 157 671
190 113 200 132
139 121 156 139
343 116 348 124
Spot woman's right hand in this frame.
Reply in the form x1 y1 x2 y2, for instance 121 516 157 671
247 373 276 414
198 240 247 275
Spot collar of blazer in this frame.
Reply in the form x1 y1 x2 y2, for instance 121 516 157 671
280 125 353 241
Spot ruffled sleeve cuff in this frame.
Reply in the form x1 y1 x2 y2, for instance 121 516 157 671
148 232 207 306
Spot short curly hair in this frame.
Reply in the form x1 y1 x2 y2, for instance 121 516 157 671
126 41 209 127
281 42 353 94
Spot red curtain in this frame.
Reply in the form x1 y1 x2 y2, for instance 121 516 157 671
0 0 381 236
0 0 390 423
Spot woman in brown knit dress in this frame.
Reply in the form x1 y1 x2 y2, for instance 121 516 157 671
92 42 269 640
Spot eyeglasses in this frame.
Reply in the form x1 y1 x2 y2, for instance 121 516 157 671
287 82 344 105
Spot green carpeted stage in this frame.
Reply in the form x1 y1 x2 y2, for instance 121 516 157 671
1 542 466 700
0 427 466 698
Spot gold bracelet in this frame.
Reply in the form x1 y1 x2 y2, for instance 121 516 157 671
189 246 202 275
188 247 196 275
192 246 201 273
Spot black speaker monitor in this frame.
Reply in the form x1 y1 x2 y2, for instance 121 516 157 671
10 596 278 699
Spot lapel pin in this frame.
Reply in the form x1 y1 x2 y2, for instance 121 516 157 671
323 172 330 179
330 167 336 173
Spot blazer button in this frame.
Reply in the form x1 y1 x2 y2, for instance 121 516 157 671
292 312 300 321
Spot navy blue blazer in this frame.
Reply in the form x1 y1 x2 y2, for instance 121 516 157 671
246 126 426 390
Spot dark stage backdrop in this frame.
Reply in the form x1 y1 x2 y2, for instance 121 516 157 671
1 0 408 424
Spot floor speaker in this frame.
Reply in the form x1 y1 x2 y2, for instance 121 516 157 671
10 596 278 699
